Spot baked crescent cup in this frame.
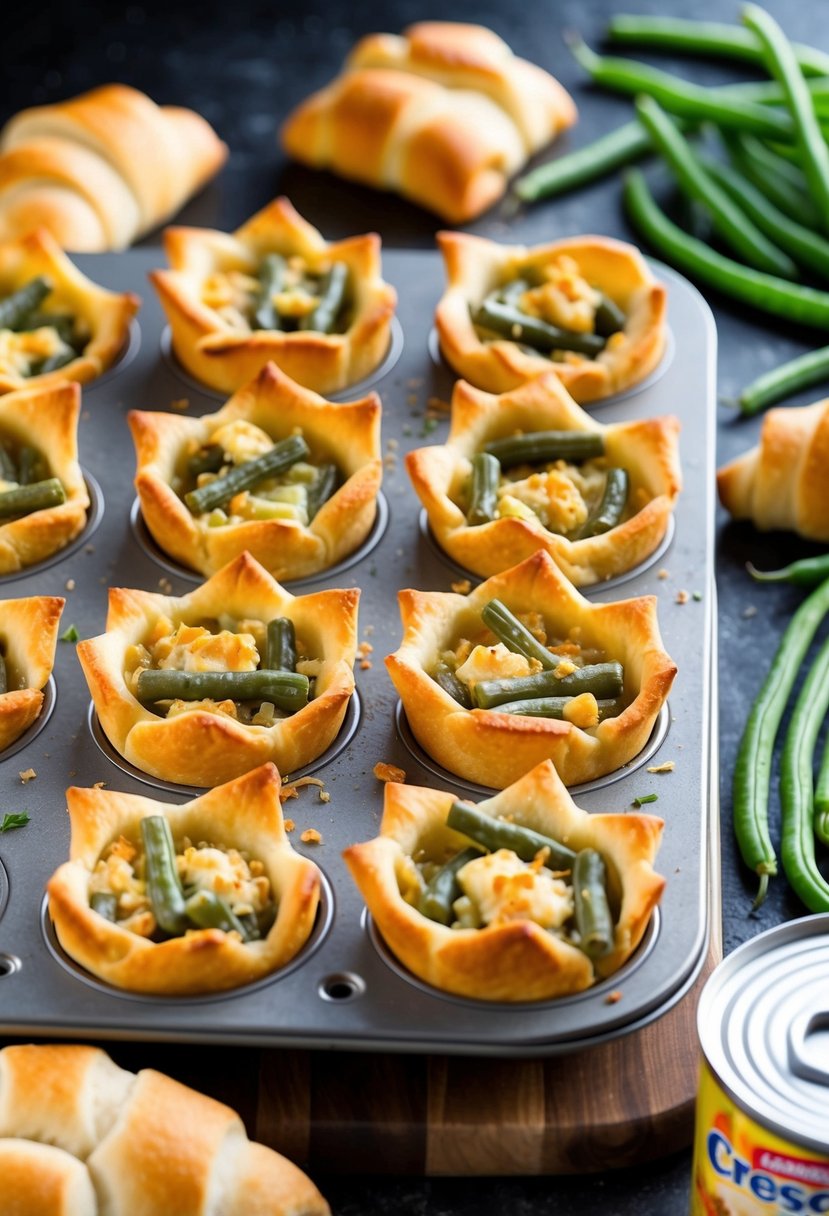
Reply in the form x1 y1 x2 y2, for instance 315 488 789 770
46 764 321 996
434 231 667 403
129 361 382 581
343 761 665 1002
0 595 64 751
406 372 681 585
150 196 397 397
385 549 677 789
76 551 359 788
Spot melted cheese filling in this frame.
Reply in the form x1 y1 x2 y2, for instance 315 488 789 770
201 256 334 332
0 326 72 378
456 849 573 929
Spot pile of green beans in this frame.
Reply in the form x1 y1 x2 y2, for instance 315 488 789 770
250 256 350 334
0 275 82 375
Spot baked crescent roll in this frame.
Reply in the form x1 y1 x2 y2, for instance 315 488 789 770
130 361 382 580
717 397 829 541
385 549 676 789
76 551 358 787
0 1043 330 1214
435 231 667 402
280 22 576 224
0 595 64 752
47 763 320 995
406 372 681 585
0 85 227 252
343 761 665 1002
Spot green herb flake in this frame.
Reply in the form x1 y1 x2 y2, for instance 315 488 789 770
632 793 658 807
421 417 438 437
692 590 703 602
0 811 30 832
60 624 80 643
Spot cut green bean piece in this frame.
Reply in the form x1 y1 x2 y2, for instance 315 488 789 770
184 889 256 940
488 695 618 721
16 447 40 487
0 277 52 330
90 891 118 922
467 451 500 526
594 295 626 337
514 119 655 203
265 617 297 672
573 849 614 960
447 800 576 870
0 447 16 483
432 661 473 709
483 430 604 467
739 345 829 415
0 478 65 519
140 815 188 936
135 667 310 712
17 311 77 344
299 261 349 333
481 598 557 670
253 253 287 330
472 299 606 357
472 662 624 710
187 444 225 480
184 434 310 514
579 468 629 538
305 463 339 520
417 845 484 925
747 555 829 587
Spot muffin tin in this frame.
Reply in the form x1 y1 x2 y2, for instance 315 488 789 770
0 249 716 1055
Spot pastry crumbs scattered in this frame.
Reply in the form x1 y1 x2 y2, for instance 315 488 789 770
18 769 36 783
742 605 757 619
407 377 423 389
646 761 675 774
158 578 173 593
284 818 295 832
407 394 419 407
65 578 75 591
657 568 669 580
360 659 372 670
451 578 472 594
357 642 374 656
675 589 689 604
427 396 450 413
170 398 189 411
84 544 95 554
319 790 330 803
301 828 322 844
374 762 406 783
93 780 107 789
605 990 623 1005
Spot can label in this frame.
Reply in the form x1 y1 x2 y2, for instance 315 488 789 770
691 1061 829 1214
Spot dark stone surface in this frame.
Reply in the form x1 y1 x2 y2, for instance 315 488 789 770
3 0 829 1210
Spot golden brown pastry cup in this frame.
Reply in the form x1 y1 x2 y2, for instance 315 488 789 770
0 595 64 751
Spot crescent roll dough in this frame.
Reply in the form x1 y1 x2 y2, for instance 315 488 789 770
280 22 576 223
0 595 64 751
0 85 227 252
343 761 665 1002
0 1043 330 1214
717 397 829 541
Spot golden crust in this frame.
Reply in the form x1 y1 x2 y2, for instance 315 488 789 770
0 229 139 392
434 232 667 403
0 380 89 572
150 196 397 396
343 761 665 1001
717 397 829 541
0 595 63 751
130 361 382 580
76 551 358 787
407 372 681 585
385 549 676 788
47 763 320 996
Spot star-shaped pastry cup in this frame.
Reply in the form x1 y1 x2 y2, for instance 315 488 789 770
77 551 359 787
47 763 321 996
406 372 681 585
343 760 665 1002
0 228 139 393
385 549 676 789
0 595 63 751
434 232 666 403
150 196 397 396
130 361 382 580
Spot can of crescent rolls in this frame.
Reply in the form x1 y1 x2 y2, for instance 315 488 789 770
690 914 829 1216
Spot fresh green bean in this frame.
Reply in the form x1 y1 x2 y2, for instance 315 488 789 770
183 889 256 939
480 598 557 670
514 120 655 202
737 344 829 415
779 633 829 910
305 462 338 520
723 132 819 228
187 444 225 480
16 447 40 487
747 555 829 587
17 310 77 344
578 468 629 538
417 845 484 925
140 815 188 936
265 617 297 672
594 295 627 337
487 695 617 721
483 430 604 467
606 14 829 78
472 299 606 358
467 451 500 526
446 800 576 870
299 261 349 333
432 661 473 709
472 661 624 709
184 434 310 514
0 478 65 519
732 574 829 908
634 96 798 278
0 277 52 330
623 169 829 331
573 849 614 960
135 667 310 712
742 5 829 232
814 723 829 845
253 253 287 331
90 891 119 922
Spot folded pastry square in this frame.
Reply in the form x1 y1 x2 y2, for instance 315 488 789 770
77 551 359 787
150 196 397 396
385 549 676 788
47 763 321 996
280 21 576 224
130 361 382 581
0 379 90 572
435 231 667 403
0 595 64 751
717 397 829 541
343 760 665 1002
0 229 139 392
407 371 681 585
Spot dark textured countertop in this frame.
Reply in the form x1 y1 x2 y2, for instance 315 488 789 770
4 1 829 1211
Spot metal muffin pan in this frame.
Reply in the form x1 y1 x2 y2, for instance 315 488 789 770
0 250 716 1055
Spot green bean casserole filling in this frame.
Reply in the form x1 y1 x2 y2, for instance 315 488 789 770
0 431 66 522
201 254 352 336
0 275 89 379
